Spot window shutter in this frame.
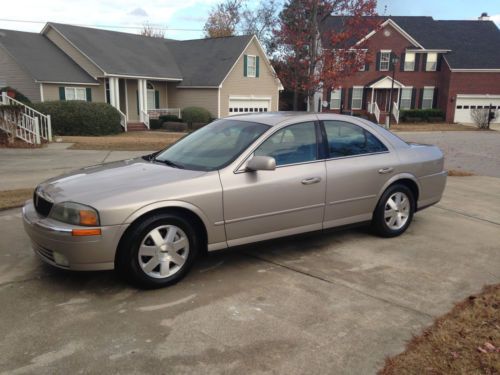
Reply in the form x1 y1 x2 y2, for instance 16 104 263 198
421 54 428 71
59 87 65 101
436 54 442 71
400 53 405 72
347 88 353 110
375 52 381 71
243 55 248 77
414 53 420 71
86 88 92 102
255 56 260 77
364 62 369 71
136 91 139 115
418 89 424 109
339 88 344 111
411 88 417 109
433 88 438 109
361 88 367 110
155 90 160 109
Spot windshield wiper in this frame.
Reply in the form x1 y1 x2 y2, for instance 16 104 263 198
154 158 184 169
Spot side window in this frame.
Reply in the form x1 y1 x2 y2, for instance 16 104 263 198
323 120 388 157
254 122 317 166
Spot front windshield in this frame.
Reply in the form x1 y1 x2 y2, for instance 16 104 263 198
155 119 270 171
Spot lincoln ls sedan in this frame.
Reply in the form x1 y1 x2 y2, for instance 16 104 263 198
23 113 447 288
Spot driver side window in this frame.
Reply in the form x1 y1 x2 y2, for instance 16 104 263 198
254 122 318 166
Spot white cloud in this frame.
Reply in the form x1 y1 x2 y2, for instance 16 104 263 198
490 14 500 26
0 0 218 38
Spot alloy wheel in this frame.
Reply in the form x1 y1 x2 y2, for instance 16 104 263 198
384 192 411 231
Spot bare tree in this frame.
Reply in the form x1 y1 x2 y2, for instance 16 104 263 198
240 0 279 51
0 105 23 144
471 108 496 129
203 0 243 38
140 22 166 38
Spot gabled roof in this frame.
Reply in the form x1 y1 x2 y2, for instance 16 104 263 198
45 23 183 80
320 16 500 70
0 29 97 84
166 35 253 87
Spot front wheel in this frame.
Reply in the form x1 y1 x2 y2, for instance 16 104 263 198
116 213 200 289
372 184 415 238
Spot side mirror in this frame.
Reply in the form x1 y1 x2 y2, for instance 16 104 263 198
246 156 276 171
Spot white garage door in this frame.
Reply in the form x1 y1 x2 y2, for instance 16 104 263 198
454 95 500 124
228 97 271 115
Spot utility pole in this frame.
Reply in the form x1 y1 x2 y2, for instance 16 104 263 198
387 54 399 129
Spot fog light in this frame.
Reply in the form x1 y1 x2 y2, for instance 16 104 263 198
53 252 69 267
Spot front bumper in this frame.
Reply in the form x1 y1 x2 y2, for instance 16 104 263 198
22 201 128 271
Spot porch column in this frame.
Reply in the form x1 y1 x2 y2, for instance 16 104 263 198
396 88 401 107
137 79 147 120
108 77 120 110
370 88 374 113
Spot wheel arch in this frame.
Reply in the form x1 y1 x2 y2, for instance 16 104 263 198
377 173 420 204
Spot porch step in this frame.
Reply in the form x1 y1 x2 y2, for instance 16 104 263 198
127 122 148 132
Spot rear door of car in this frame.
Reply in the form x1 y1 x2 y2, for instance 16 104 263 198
318 116 398 229
219 118 327 246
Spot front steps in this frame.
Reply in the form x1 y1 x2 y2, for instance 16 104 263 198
126 122 148 132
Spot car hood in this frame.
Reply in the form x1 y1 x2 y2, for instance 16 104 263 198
38 158 207 205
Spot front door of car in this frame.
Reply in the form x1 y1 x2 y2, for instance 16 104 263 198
320 119 398 228
219 121 326 246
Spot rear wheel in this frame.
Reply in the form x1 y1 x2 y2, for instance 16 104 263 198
372 184 415 237
116 213 200 289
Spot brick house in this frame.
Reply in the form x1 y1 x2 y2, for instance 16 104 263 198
319 16 500 124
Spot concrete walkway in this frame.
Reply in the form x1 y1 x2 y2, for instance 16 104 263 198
0 143 148 190
0 176 499 374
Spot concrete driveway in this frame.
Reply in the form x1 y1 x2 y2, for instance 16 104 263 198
1 176 499 374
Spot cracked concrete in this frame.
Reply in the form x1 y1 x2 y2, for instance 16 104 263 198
1 176 499 374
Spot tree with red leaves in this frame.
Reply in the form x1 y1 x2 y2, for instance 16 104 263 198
274 0 377 110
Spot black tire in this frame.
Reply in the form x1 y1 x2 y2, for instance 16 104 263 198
372 184 415 238
115 213 200 289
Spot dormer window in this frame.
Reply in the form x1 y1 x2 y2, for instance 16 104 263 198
379 51 391 71
426 53 438 71
404 52 415 71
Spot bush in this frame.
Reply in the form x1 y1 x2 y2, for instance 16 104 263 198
159 114 183 123
163 122 188 132
0 86 31 105
181 106 211 126
32 101 122 136
400 109 445 122
149 119 163 130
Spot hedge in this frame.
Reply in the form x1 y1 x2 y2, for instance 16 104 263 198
181 106 211 126
159 114 183 123
32 101 122 136
400 109 445 122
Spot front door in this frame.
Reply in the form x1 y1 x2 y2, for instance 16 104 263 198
320 118 398 228
219 121 326 246
376 89 389 112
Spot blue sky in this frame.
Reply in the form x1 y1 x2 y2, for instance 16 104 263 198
0 0 499 40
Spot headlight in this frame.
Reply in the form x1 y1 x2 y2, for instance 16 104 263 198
49 202 100 226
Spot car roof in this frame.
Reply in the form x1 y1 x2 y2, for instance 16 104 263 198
227 112 368 127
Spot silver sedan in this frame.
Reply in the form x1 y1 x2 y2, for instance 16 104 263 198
23 113 447 288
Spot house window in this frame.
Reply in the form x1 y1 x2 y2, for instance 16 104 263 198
426 53 437 71
422 87 434 109
352 87 363 110
404 52 415 71
379 51 391 71
330 89 341 109
65 87 86 101
247 55 257 77
400 88 413 110
146 82 156 110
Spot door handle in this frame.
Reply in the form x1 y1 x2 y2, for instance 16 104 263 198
378 167 394 174
301 177 322 185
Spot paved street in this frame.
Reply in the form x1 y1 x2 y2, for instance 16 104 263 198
1 176 499 374
399 130 500 177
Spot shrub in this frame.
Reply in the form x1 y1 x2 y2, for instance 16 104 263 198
163 122 188 132
159 114 183 123
181 106 211 126
471 108 496 129
32 101 122 136
149 119 163 130
400 109 445 122
0 86 31 105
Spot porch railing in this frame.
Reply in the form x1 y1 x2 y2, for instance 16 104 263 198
116 109 127 132
373 101 381 124
1 92 52 142
392 101 400 124
140 110 150 129
147 108 182 120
